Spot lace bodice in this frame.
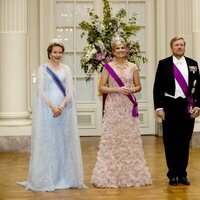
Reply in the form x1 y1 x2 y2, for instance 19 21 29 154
105 64 138 110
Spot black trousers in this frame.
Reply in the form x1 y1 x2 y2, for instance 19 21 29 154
162 96 194 178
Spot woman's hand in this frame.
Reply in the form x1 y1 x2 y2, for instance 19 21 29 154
117 86 131 95
58 102 67 113
51 106 63 118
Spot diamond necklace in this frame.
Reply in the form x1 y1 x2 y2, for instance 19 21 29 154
113 60 128 69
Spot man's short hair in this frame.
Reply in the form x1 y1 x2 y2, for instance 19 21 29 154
170 36 186 48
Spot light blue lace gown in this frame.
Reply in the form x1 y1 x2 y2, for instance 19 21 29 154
18 64 86 191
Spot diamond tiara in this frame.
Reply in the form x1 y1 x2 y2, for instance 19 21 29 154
49 38 63 45
111 34 125 46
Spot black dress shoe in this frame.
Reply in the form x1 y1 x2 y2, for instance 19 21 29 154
178 177 190 185
169 177 177 186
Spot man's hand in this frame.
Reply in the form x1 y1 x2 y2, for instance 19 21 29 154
156 109 165 120
189 107 200 118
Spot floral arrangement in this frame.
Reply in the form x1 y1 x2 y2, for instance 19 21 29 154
79 0 146 80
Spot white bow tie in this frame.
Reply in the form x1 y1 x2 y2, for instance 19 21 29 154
176 60 184 65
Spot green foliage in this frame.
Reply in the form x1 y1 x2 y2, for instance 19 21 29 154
79 0 146 80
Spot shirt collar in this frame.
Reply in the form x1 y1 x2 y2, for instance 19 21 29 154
173 55 186 65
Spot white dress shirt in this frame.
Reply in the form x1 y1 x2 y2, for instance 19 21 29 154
156 56 188 111
164 56 188 99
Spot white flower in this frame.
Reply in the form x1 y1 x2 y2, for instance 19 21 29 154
91 48 97 55
83 45 97 62
101 23 105 30
97 63 104 72
96 40 106 52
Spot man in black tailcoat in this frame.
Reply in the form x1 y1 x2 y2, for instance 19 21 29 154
153 36 200 186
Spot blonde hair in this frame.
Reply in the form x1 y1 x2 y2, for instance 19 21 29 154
170 36 186 48
112 40 126 52
111 34 125 51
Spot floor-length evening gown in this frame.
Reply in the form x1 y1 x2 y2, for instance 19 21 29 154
92 64 152 188
18 64 86 191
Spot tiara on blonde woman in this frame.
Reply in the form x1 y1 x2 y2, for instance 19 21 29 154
111 34 125 46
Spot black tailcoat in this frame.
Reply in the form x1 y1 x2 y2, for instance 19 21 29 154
153 56 200 178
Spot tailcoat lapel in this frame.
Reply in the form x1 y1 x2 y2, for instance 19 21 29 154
167 56 176 94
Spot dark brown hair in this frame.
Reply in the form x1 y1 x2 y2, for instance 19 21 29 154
47 42 65 59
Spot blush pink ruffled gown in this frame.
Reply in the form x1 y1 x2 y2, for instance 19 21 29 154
92 65 152 188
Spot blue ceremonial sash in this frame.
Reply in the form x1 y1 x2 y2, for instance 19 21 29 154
46 65 66 97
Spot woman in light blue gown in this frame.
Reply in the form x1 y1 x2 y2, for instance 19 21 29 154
18 41 86 191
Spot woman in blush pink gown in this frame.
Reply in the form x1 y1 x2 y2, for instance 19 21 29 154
92 36 152 188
